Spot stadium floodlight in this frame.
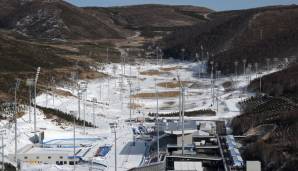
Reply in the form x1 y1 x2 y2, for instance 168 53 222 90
210 61 214 105
92 98 97 128
79 81 88 134
34 67 41 135
181 87 186 155
109 122 118 171
266 58 270 71
181 48 185 62
254 62 259 80
242 59 247 75
70 111 76 171
106 47 109 64
154 79 160 161
234 61 238 79
0 129 6 171
14 79 20 164
26 79 34 123
129 80 132 125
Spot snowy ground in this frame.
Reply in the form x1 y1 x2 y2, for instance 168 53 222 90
1 59 280 170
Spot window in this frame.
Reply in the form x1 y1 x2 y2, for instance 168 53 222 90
24 156 28 159
36 156 39 159
48 156 51 159
59 156 63 159
56 161 59 165
64 161 67 164
69 161 74 165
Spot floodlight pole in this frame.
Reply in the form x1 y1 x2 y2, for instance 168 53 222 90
26 79 34 123
1 133 4 171
92 98 97 128
242 59 247 75
83 89 86 134
34 67 41 135
210 61 214 105
129 81 132 125
177 73 183 125
181 87 185 155
14 79 20 165
110 122 118 171
29 86 32 122
234 61 238 83
154 79 160 161
107 47 109 63
71 111 76 171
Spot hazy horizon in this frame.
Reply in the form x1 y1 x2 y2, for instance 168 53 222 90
66 0 298 11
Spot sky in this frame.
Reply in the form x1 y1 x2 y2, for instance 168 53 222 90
66 0 298 11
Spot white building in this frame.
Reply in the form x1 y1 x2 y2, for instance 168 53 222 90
12 144 80 166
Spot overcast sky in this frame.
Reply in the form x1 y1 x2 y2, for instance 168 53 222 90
66 0 298 11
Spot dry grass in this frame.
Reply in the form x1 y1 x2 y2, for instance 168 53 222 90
79 71 108 80
157 81 193 88
132 91 180 99
128 103 143 109
54 89 74 97
17 111 26 118
159 66 181 72
140 69 170 76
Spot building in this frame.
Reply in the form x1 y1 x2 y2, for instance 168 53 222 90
13 144 80 166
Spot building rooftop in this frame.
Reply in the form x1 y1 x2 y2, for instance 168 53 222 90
18 144 80 156
174 161 203 171
161 120 197 134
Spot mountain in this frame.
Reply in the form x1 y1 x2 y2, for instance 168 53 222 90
162 5 298 74
84 4 212 38
0 0 122 40
230 63 298 170
0 1 212 40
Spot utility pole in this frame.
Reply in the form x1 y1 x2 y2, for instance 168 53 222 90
14 79 20 164
154 79 160 161
34 67 41 136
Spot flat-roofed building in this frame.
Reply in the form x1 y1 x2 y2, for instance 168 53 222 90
174 161 203 171
11 144 80 166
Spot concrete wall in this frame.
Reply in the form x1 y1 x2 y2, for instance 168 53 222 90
128 162 165 171
177 133 193 146
18 153 77 165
